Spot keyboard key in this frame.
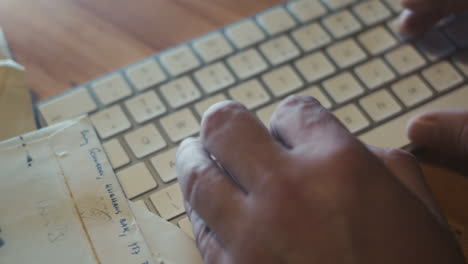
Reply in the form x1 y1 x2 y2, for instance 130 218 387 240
287 0 327 23
323 0 356 10
354 58 396 90
445 15 468 48
134 200 149 211
124 90 166 124
39 87 97 125
360 90 402 122
124 124 166 159
92 74 133 105
194 62 235 94
126 59 167 91
385 45 426 75
160 77 201 109
417 31 455 62
257 7 297 35
454 52 468 76
323 10 362 39
150 147 178 183
353 0 391 26
422 61 464 92
91 105 131 139
295 86 332 109
387 17 411 41
292 23 332 52
117 163 158 199
195 94 228 117
178 217 194 239
358 26 398 55
262 65 304 97
227 49 268 80
327 38 367 68
103 139 130 170
150 184 185 220
256 103 279 126
160 109 200 143
323 72 365 104
259 35 300 65
383 0 403 13
333 104 369 133
295 51 336 83
193 33 234 63
225 19 266 49
229 79 271 109
160 45 201 76
392 75 433 107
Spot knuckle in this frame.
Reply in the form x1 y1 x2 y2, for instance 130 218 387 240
201 101 248 137
272 95 330 127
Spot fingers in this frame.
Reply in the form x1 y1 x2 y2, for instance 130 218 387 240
177 137 246 244
269 95 351 152
407 110 468 161
200 101 284 191
398 0 468 34
368 146 446 225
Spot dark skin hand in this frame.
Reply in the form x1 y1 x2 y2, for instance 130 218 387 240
175 1 468 263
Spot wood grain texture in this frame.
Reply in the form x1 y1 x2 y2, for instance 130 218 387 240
0 0 466 258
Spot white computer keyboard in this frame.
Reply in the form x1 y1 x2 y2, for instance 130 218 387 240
37 0 468 238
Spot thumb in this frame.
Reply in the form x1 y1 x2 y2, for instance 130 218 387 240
407 110 468 161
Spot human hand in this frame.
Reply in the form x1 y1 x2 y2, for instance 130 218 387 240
398 0 468 35
176 96 464 264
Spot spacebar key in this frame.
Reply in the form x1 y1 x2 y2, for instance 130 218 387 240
359 85 468 149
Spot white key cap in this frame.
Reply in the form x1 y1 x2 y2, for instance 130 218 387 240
333 104 369 133
160 109 200 143
91 105 131 139
354 58 396 90
126 59 167 91
134 200 149 210
160 77 201 109
92 74 133 105
422 61 464 92
383 0 403 13
150 184 185 220
295 52 336 83
392 75 433 107
323 0 356 10
417 31 455 61
225 19 266 49
445 15 468 48
194 62 235 94
287 0 327 22
296 86 332 109
39 87 97 125
262 65 304 97
124 90 166 124
323 10 362 39
229 79 271 109
257 7 297 35
385 45 426 75
195 94 228 117
360 85 468 148
454 52 468 76
117 163 158 199
259 35 300 65
358 26 398 55
160 45 201 76
178 217 194 239
292 23 332 52
103 139 130 170
353 0 391 26
193 33 234 63
327 38 367 68
151 147 178 183
360 90 402 121
124 124 166 159
323 72 365 104
256 103 279 126
227 49 268 80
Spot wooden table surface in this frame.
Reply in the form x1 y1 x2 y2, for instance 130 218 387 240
0 0 467 257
